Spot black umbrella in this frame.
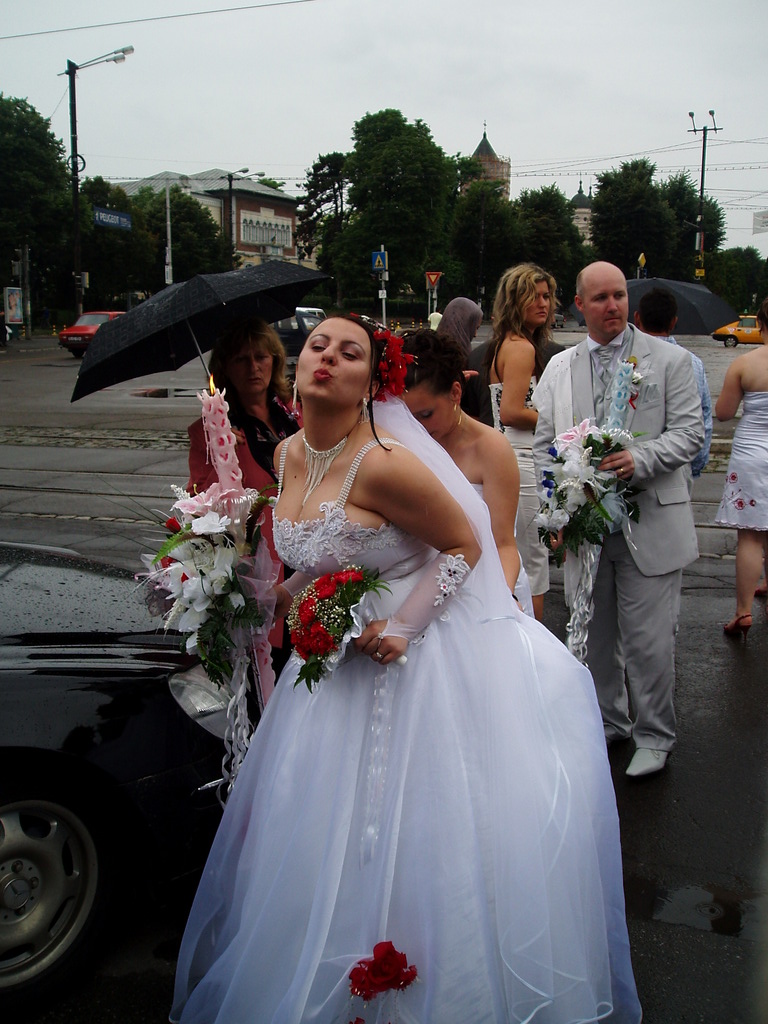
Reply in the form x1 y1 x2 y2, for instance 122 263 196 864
71 262 331 401
569 277 737 335
627 278 737 335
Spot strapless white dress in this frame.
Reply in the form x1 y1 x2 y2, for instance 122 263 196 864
171 402 641 1024
715 390 768 530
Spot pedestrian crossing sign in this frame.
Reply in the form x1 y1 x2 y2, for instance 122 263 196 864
372 251 388 271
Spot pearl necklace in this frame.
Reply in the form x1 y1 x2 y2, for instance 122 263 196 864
302 433 348 500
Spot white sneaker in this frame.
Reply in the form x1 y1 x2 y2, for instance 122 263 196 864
625 748 668 778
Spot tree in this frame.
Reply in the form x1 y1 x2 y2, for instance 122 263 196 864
0 94 71 312
259 177 286 191
705 247 768 313
513 185 587 303
296 153 348 304
450 181 521 309
658 171 725 280
590 160 677 280
131 186 231 292
340 110 457 301
79 178 156 306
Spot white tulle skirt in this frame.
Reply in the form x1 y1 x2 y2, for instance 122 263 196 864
171 573 641 1024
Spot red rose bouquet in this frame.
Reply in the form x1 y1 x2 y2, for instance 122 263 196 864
287 566 390 692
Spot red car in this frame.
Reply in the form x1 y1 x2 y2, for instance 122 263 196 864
58 311 124 357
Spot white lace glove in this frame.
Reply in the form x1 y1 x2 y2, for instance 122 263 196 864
278 571 313 598
380 553 472 642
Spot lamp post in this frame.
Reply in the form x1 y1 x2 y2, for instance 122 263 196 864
688 109 721 277
61 46 134 317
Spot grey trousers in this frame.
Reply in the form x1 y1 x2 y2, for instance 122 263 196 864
586 530 681 751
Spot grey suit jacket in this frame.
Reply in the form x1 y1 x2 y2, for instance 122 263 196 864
532 325 704 576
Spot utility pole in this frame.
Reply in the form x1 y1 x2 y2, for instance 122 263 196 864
688 110 721 279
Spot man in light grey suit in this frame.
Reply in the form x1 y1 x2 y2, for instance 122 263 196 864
533 262 704 777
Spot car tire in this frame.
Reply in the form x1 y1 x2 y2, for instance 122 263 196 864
0 782 118 1009
724 336 738 348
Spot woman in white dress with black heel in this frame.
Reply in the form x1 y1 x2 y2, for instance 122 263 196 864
171 314 641 1024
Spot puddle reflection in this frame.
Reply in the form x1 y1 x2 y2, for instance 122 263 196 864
625 876 766 940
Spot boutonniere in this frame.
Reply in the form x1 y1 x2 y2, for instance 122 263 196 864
626 356 643 408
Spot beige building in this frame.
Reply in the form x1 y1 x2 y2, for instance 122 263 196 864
571 178 593 243
117 169 299 265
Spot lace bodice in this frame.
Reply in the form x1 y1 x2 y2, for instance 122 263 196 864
273 437 429 579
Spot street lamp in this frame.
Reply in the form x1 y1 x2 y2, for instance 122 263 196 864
60 46 134 316
223 168 265 269
688 109 721 277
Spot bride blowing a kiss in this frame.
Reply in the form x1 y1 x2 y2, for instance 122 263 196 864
171 314 641 1024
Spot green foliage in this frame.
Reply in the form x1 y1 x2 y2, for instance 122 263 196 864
590 159 678 279
513 185 587 303
449 181 521 307
297 153 348 304
195 582 265 689
705 247 768 313
657 172 725 279
341 110 456 299
79 177 156 306
0 94 71 310
131 185 231 292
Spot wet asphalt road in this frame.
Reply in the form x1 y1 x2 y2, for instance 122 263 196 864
1 329 767 1024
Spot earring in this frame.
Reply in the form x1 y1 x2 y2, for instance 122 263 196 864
361 398 371 422
292 377 299 407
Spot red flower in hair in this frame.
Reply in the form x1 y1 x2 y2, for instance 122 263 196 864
374 329 414 400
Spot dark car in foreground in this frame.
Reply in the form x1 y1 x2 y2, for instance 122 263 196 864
0 544 226 1011
272 307 326 369
58 311 124 357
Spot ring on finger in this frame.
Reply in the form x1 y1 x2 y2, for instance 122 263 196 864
374 651 383 660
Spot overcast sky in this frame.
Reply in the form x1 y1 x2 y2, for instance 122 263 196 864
3 0 768 267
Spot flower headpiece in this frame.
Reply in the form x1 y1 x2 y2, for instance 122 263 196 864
373 327 414 401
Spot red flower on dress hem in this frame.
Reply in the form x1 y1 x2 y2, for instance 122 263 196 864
349 940 418 1002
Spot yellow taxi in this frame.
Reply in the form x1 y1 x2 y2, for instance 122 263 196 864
712 314 763 347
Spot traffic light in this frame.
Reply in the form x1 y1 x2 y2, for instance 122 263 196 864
11 249 22 277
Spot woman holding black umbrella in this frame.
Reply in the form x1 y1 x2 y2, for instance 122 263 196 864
187 316 301 671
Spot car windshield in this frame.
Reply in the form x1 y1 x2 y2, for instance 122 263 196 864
299 314 325 330
0 547 160 635
75 314 111 326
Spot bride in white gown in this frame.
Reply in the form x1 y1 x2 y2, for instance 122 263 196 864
171 315 641 1024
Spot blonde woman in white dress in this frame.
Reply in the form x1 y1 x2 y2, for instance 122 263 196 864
487 263 557 620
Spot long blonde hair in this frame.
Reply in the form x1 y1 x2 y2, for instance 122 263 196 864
486 263 556 381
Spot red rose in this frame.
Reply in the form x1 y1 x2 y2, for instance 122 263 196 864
298 595 317 626
308 621 335 655
349 941 417 1000
349 964 376 1002
314 575 337 600
165 516 182 532
336 568 364 586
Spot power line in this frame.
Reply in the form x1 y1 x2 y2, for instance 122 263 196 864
0 0 320 41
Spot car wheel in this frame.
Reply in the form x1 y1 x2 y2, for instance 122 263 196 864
0 788 116 1007
723 336 738 347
